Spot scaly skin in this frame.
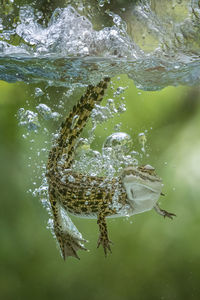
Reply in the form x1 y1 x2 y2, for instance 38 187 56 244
46 77 175 260
47 78 128 259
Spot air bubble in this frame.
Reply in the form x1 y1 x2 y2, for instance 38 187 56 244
114 123 122 132
98 0 110 7
17 108 40 131
114 87 126 97
138 132 147 153
103 132 133 156
51 112 60 121
34 88 44 97
68 175 75 183
71 115 79 129
117 103 126 113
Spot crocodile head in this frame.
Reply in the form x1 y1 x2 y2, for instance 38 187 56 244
121 165 163 215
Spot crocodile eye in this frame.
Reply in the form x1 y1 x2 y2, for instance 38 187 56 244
143 164 155 171
140 164 156 175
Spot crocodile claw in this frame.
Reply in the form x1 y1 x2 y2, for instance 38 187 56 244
56 232 88 260
97 235 113 257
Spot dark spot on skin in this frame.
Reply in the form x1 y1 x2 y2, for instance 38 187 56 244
51 153 55 160
78 192 84 198
63 121 70 129
97 193 103 199
105 194 111 200
80 96 84 103
78 201 86 205
51 189 56 198
91 205 98 211
102 204 108 210
52 182 57 188
48 163 53 170
69 136 75 144
85 92 90 98
73 105 77 112
84 103 93 110
77 119 82 125
102 83 108 89
83 116 88 122
81 207 88 212
61 188 67 195
91 92 98 100
79 106 84 113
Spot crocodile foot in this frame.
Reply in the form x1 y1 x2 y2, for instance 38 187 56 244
97 234 113 257
154 204 176 220
56 232 88 260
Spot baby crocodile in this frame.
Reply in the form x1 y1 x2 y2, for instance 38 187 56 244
46 77 175 260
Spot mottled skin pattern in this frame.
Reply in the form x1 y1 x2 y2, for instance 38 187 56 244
47 78 124 259
46 77 175 260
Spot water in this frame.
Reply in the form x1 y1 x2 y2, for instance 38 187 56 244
3 0 200 203
2 0 200 255
2 2 200 294
0 1 200 90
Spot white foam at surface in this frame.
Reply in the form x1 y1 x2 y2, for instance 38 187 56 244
14 5 137 58
1 2 200 89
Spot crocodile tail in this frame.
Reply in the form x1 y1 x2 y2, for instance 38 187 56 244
47 77 110 173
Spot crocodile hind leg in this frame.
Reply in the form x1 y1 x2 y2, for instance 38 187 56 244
49 192 87 260
97 212 112 256
55 228 87 260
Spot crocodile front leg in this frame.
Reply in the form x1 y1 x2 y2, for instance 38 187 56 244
154 203 176 219
49 191 87 260
97 212 112 256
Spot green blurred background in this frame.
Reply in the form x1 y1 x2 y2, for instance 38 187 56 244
1 76 200 300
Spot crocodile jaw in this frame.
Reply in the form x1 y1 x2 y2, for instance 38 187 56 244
122 173 163 215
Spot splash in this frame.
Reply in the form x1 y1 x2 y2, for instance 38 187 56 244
0 1 200 90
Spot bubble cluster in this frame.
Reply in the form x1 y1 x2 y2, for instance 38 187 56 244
17 108 40 131
72 131 138 179
12 5 134 58
36 103 60 121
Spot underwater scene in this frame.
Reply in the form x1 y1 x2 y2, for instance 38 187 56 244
1 1 200 299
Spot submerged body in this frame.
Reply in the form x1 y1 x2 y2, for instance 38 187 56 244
47 78 175 260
